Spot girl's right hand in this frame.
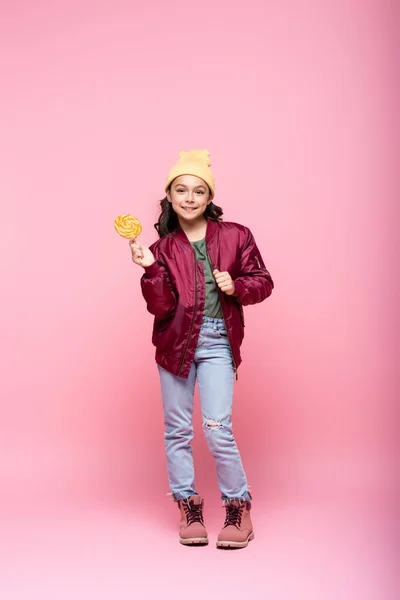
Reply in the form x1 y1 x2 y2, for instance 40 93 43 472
129 239 155 268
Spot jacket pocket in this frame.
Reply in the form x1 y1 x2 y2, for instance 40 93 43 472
239 305 245 327
254 254 267 270
152 318 171 342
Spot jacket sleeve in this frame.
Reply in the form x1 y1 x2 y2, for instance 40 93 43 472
140 244 177 320
232 228 274 306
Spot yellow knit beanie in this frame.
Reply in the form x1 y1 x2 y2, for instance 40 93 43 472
165 150 215 198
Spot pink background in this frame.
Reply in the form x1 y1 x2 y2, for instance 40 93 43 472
0 1 398 598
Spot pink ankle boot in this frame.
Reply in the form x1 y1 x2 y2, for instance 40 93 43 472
217 500 254 548
176 495 208 546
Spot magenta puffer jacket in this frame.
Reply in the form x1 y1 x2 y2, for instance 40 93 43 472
140 219 273 378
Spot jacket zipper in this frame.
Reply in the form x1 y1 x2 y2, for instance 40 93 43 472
177 250 198 377
206 249 239 381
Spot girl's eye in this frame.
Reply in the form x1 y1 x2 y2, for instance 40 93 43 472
196 190 204 195
177 189 185 193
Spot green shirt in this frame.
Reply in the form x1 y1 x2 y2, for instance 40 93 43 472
191 238 223 318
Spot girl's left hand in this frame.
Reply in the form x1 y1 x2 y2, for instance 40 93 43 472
213 269 235 296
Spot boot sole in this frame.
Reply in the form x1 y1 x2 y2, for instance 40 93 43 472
216 532 254 549
180 537 209 546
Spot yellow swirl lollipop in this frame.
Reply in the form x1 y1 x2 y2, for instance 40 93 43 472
114 214 142 239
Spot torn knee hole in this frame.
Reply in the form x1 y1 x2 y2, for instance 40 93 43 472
204 417 222 431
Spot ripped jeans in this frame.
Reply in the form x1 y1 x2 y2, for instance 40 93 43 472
158 317 251 501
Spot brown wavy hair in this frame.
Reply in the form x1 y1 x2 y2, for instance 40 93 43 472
154 189 223 238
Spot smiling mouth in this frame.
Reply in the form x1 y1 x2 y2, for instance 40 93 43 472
182 207 197 211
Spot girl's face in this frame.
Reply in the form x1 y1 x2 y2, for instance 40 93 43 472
167 175 212 224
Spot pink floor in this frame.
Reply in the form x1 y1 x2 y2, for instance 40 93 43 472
1 494 392 600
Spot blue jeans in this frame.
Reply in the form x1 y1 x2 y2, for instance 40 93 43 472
158 317 251 501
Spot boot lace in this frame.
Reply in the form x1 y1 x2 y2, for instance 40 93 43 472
224 502 244 528
183 500 204 526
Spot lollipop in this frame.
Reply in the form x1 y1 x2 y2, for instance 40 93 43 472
114 214 142 239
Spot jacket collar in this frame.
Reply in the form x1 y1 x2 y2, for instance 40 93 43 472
173 218 219 246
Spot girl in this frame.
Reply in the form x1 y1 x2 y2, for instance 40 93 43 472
129 150 273 548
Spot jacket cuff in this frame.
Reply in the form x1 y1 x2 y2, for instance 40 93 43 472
232 279 245 301
143 261 161 278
